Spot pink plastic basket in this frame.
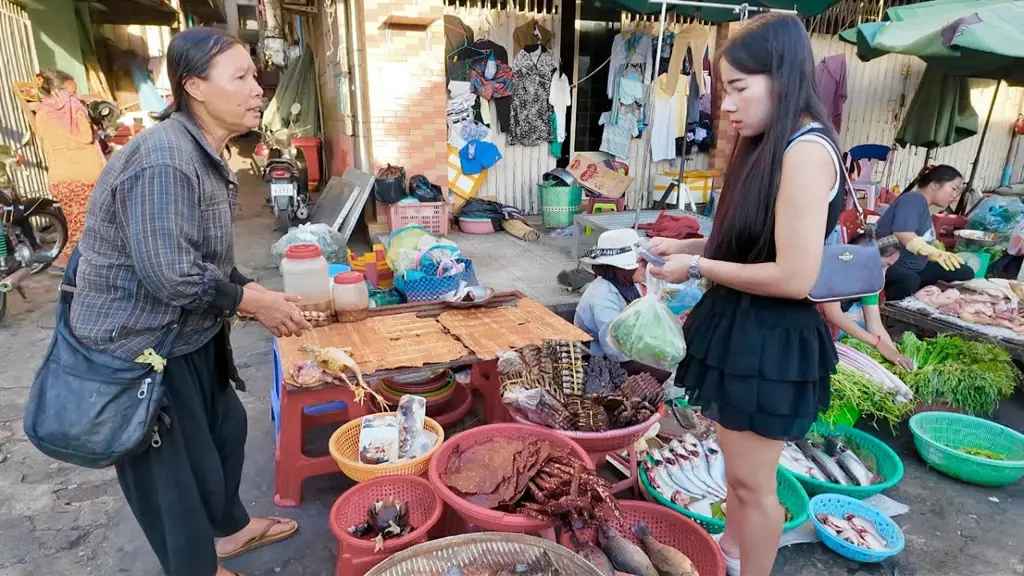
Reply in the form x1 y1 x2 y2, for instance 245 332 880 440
427 423 593 533
560 500 726 576
329 475 444 555
388 202 450 236
510 407 663 454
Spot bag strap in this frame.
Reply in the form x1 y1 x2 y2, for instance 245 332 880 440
790 125 867 228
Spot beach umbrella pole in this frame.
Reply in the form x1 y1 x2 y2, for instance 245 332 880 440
958 80 1002 213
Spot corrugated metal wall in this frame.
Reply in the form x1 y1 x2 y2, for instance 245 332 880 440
444 4 562 214
0 0 47 198
811 34 1024 194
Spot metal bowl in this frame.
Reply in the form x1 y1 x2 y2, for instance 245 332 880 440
441 285 495 308
954 229 1000 249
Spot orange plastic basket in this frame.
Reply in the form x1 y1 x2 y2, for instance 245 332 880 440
329 414 445 483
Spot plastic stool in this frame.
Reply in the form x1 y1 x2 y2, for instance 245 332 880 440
469 359 508 424
584 201 620 237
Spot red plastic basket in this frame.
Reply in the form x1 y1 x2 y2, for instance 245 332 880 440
510 407 663 454
560 500 726 576
388 202 450 236
329 475 444 555
427 423 593 533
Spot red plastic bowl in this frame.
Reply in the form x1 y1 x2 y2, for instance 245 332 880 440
511 407 663 455
329 475 444 555
430 381 473 427
561 500 726 576
427 423 593 533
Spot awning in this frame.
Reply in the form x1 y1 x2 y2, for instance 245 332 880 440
587 0 840 22
81 0 179 26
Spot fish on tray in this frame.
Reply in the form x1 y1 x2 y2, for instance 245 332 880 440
816 513 889 551
442 551 561 576
644 433 728 519
827 437 879 487
780 436 879 488
796 440 852 486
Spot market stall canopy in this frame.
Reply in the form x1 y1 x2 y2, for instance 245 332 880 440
80 0 179 26
585 0 840 22
895 66 979 149
181 0 226 24
839 0 1024 85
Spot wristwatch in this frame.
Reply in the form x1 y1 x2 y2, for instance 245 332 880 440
688 256 703 280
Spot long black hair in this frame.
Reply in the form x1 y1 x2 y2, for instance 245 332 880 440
906 164 962 191
592 264 641 304
156 27 244 121
706 13 837 264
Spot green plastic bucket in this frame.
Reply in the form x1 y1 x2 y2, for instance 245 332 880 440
539 181 583 229
818 403 861 428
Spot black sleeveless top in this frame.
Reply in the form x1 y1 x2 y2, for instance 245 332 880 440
674 123 845 441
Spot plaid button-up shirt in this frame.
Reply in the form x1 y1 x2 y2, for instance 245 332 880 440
70 112 245 360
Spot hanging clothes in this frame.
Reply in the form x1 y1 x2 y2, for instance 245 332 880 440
513 19 554 55
651 73 689 163
815 54 848 132
599 111 638 160
606 33 654 100
445 15 476 83
549 71 571 144
469 39 513 132
509 47 557 146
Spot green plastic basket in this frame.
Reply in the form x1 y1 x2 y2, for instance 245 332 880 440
791 422 905 498
640 465 809 535
817 403 861 428
539 182 583 229
909 411 1024 487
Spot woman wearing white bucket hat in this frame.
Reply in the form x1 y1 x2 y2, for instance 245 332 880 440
573 228 656 370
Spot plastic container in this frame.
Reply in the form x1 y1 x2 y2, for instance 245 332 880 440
641 466 809 535
458 216 495 234
909 411 1024 486
388 202 450 236
808 494 905 563
511 407 663 455
329 414 445 482
539 181 583 229
561 500 726 576
329 475 444 556
333 271 370 323
792 422 904 499
281 243 332 322
427 423 593 533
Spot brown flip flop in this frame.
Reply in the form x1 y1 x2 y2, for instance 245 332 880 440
216 516 298 559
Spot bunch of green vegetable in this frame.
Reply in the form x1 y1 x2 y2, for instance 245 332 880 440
841 333 1020 415
825 365 912 432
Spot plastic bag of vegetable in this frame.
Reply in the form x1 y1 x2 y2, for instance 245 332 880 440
608 271 687 370
270 223 348 266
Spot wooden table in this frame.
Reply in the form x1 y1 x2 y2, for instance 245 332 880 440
272 292 587 506
882 303 1024 363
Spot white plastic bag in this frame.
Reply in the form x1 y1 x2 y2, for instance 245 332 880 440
608 271 687 370
270 223 347 266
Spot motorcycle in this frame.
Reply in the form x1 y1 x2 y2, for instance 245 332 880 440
0 143 68 323
87 99 121 157
254 103 311 233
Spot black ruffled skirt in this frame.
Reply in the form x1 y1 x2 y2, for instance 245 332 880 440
675 285 838 440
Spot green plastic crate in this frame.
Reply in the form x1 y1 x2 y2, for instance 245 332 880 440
539 181 583 229
909 411 1024 487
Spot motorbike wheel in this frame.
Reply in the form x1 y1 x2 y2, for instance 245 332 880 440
277 209 292 233
28 207 69 274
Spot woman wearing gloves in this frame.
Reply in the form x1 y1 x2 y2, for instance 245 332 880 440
875 164 974 300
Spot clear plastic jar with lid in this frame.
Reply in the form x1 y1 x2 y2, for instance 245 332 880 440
280 244 332 319
332 271 370 322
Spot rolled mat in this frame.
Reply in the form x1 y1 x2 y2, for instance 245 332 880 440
501 218 540 242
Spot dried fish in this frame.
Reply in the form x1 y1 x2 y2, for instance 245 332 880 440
564 395 611 432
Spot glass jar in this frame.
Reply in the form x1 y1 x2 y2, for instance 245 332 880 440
332 271 370 323
280 244 332 323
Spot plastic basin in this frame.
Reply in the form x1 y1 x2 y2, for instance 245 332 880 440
909 411 1024 486
791 422 904 499
329 475 443 555
510 407 663 455
809 494 904 563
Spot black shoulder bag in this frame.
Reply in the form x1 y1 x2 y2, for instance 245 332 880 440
23 249 179 468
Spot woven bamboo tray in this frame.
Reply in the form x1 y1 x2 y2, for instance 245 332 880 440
363 532 605 576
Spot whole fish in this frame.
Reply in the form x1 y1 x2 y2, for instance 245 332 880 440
633 522 700 576
652 453 701 501
667 444 721 499
828 437 878 487
816 513 853 534
783 443 830 482
837 528 869 548
796 440 850 486
845 514 888 549
677 437 727 499
598 524 659 576
701 436 729 496
657 449 707 498
643 461 690 508
493 551 560 575
573 536 616 576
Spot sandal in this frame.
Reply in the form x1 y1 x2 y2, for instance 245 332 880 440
216 516 298 559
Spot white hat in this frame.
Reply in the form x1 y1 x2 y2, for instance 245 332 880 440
580 228 641 270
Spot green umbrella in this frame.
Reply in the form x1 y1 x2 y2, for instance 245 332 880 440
590 0 840 23
839 0 1024 85
895 66 979 149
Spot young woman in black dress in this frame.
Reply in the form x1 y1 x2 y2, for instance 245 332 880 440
645 14 844 576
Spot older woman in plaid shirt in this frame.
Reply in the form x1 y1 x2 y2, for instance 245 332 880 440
69 28 310 576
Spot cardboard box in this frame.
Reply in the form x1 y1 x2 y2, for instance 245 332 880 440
567 152 634 199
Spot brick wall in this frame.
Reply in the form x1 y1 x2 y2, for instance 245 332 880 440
709 22 739 189
361 0 448 187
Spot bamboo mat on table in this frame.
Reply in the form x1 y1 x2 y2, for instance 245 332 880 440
437 298 591 360
277 313 469 383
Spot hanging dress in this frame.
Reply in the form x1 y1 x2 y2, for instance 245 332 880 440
509 47 556 146
675 123 846 441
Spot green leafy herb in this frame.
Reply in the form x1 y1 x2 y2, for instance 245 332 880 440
960 447 1006 460
825 365 912 432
